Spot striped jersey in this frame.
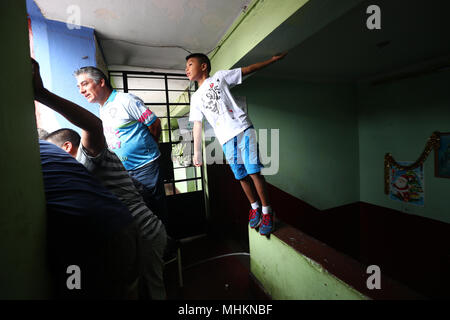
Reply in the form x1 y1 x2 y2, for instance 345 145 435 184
76 144 162 240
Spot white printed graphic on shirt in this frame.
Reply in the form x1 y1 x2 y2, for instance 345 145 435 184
203 80 221 115
189 69 251 145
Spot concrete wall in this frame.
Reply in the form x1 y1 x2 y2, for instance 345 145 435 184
233 77 360 210
231 65 450 223
0 0 50 299
358 70 450 223
210 0 310 72
27 0 98 133
249 227 367 299
0 0 103 298
234 62 450 300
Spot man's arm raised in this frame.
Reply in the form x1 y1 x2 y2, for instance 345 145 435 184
32 59 105 156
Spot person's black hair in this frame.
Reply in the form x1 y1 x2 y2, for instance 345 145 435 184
44 128 81 148
186 53 211 74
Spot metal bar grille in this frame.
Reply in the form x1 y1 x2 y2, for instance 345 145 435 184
109 70 202 195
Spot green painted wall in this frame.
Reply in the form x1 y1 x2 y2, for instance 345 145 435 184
239 71 450 298
231 68 450 222
208 0 449 301
0 1 50 298
210 0 310 72
200 0 312 222
233 76 360 210
249 227 368 300
236 55 449 302
358 70 450 223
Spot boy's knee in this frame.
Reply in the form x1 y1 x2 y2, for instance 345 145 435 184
249 171 265 181
238 174 251 181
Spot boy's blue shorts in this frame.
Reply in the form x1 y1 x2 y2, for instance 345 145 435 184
222 126 264 180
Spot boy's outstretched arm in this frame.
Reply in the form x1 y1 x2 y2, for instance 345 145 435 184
32 59 105 156
241 52 287 77
193 121 203 167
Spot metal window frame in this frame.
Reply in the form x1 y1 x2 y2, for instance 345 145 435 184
108 70 202 195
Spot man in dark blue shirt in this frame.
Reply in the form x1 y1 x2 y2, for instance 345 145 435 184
40 140 139 299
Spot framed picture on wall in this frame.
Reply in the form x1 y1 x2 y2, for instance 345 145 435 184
435 132 450 178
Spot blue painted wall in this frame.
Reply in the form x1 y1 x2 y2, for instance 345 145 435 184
27 0 99 133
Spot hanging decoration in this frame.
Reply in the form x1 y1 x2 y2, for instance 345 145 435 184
389 161 424 206
384 132 440 195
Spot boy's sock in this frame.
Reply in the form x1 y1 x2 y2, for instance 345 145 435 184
251 202 260 210
260 206 273 236
249 202 261 228
262 206 272 215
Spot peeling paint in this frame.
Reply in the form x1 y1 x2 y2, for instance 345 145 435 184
94 8 119 20
303 255 325 273
151 0 185 22
187 0 207 12
202 14 225 29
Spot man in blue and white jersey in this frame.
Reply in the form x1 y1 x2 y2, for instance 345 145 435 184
74 66 168 227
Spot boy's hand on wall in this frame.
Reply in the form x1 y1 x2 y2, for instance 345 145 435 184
272 52 288 62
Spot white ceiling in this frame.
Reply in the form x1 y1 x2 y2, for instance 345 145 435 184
34 0 252 70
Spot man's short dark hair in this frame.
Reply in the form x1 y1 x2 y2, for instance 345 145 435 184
186 53 211 74
44 128 81 148
74 66 113 90
37 128 49 140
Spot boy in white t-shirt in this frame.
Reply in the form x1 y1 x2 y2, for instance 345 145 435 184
185 52 287 236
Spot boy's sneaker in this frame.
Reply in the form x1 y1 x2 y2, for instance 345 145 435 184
259 213 273 236
249 208 262 228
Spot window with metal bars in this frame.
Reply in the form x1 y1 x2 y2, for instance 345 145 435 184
108 70 202 195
